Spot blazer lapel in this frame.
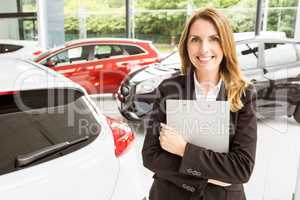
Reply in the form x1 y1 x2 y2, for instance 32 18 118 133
184 67 196 100
216 81 227 101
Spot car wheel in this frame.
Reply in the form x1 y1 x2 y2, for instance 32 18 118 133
294 104 300 123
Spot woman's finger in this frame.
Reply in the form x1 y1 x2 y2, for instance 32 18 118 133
160 123 173 130
159 135 165 142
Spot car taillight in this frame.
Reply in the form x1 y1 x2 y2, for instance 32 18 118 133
33 50 43 56
0 91 17 96
106 117 135 157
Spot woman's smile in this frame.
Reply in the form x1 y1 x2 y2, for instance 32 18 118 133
196 55 216 64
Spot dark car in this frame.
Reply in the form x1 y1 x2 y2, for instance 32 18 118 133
116 37 300 123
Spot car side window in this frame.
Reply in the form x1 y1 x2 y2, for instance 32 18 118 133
94 45 112 60
236 43 258 69
68 46 90 64
0 44 23 54
41 50 69 67
264 43 297 67
92 44 144 60
121 45 145 55
111 45 126 57
42 46 91 67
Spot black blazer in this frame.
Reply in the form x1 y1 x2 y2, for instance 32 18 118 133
142 68 257 200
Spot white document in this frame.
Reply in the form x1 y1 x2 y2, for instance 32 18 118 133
166 100 230 153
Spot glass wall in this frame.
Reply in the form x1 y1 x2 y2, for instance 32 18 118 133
0 0 37 40
265 0 298 38
63 0 126 41
132 0 298 52
0 0 299 51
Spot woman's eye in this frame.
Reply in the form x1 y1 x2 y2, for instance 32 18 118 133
191 37 199 42
210 36 220 42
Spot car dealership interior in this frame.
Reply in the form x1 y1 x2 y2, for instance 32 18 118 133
1 0 300 200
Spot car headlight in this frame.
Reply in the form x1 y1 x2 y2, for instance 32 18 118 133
135 78 163 94
120 85 130 97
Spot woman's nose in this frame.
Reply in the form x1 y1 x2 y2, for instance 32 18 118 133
199 40 210 52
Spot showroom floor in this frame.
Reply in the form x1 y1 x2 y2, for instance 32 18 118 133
91 96 300 200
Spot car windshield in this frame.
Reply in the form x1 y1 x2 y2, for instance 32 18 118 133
159 51 181 65
0 88 100 175
32 45 64 61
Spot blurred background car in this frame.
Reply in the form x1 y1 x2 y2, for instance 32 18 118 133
0 40 43 59
0 58 140 200
33 38 160 94
116 36 300 123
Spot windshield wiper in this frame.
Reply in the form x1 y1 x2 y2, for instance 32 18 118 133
16 136 89 167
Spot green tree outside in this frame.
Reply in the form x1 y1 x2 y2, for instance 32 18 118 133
63 0 299 52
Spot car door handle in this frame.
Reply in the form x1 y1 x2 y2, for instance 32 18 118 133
75 67 88 72
76 67 82 72
117 63 130 69
251 79 257 83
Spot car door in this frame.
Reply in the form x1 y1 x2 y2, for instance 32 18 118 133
260 42 300 117
89 44 121 93
90 43 156 94
89 44 133 93
236 41 271 119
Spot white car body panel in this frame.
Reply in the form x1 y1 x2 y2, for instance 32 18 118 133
0 58 126 199
0 58 79 92
0 40 43 59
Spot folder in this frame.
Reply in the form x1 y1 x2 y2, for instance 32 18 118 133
166 100 230 153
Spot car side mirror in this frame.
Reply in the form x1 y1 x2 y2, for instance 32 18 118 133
263 68 268 74
45 60 56 68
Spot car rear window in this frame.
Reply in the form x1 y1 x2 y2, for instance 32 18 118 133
0 89 100 175
121 45 145 55
0 44 23 54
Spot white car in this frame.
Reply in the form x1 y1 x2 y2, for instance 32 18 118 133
0 40 43 59
0 58 142 200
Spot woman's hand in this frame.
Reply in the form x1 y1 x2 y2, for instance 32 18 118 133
159 124 231 187
159 123 187 157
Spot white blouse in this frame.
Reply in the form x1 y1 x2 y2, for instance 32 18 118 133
193 73 222 101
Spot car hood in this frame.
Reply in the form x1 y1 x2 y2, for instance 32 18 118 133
130 63 180 83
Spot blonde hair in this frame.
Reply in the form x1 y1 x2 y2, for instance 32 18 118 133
178 7 248 112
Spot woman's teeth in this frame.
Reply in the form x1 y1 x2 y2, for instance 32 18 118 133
196 56 214 62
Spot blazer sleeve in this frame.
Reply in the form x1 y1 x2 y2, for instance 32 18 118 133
179 85 257 184
142 86 208 191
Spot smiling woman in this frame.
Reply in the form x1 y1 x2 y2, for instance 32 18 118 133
178 8 248 112
142 7 257 200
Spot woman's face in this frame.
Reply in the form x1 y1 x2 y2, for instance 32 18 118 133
187 18 223 73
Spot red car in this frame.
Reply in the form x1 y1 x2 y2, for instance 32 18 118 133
34 38 160 94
